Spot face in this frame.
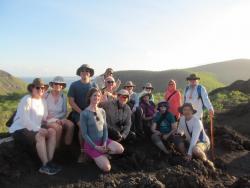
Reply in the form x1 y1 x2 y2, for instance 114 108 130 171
143 95 150 102
145 87 152 93
182 106 193 118
159 106 167 113
52 83 63 92
90 91 101 105
106 80 115 90
189 79 198 86
32 85 46 98
118 95 128 105
168 82 174 89
125 86 133 93
80 69 91 79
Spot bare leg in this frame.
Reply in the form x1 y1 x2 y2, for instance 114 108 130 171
62 119 74 145
47 123 62 147
151 133 169 154
192 146 207 161
107 141 124 154
35 132 49 166
46 128 57 162
77 122 84 149
94 155 111 172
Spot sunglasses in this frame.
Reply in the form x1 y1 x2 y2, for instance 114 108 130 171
54 83 63 86
145 87 152 90
107 81 114 84
93 112 100 121
35 86 45 90
120 95 128 99
125 86 133 88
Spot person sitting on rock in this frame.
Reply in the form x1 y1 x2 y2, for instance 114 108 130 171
164 79 182 121
45 76 74 147
139 91 156 136
101 89 135 143
100 76 117 103
151 101 177 154
80 88 124 172
93 68 121 91
175 103 215 170
9 78 60 175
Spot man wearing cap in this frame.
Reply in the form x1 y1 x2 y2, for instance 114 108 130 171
184 74 214 120
101 89 133 143
93 68 121 91
68 64 97 163
175 103 215 170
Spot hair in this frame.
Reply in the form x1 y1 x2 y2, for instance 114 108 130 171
86 88 101 105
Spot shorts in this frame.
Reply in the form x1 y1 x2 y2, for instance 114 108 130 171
68 111 80 125
84 139 113 159
12 128 37 148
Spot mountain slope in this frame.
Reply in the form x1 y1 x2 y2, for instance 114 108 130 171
0 70 27 95
188 59 250 84
115 70 224 93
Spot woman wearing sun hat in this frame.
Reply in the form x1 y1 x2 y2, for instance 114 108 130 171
45 76 74 147
9 78 60 175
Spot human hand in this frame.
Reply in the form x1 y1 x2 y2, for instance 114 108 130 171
95 146 108 153
209 109 214 118
185 154 192 161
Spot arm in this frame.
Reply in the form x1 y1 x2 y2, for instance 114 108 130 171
80 112 97 148
176 91 182 119
151 122 161 135
201 86 214 111
162 123 177 140
187 121 202 156
121 108 132 139
68 97 82 114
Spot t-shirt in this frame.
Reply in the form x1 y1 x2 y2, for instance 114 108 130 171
68 80 96 111
153 112 175 134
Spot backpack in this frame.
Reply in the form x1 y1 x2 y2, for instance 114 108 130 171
6 110 17 127
184 85 206 110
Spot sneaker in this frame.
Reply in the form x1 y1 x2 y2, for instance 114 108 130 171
39 164 58 175
47 162 62 173
77 152 91 163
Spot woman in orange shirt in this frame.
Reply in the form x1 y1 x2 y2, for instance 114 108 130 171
164 79 182 121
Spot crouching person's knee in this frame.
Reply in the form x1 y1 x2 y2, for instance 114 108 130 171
151 134 161 143
192 146 201 156
102 163 111 172
48 128 56 137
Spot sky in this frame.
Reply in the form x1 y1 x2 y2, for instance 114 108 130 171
1 0 250 77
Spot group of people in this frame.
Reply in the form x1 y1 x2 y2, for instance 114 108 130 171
8 64 215 175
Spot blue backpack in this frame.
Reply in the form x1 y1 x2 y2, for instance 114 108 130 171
184 85 206 110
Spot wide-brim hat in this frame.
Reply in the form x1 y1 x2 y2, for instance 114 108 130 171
105 68 114 75
124 81 136 88
76 64 94 77
186 73 200 81
157 100 169 110
105 76 115 83
143 82 154 90
178 103 197 115
27 78 49 93
140 91 152 100
117 89 130 99
49 76 67 89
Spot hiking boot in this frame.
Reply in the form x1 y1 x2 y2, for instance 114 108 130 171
47 162 62 173
77 152 91 163
39 164 58 175
204 160 216 171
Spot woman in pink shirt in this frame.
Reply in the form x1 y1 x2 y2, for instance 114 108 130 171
164 79 182 120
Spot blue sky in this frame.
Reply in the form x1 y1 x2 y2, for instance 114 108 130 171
1 0 250 77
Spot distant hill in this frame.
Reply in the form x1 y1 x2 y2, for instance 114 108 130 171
188 59 250 84
0 70 27 95
210 79 250 96
115 70 224 93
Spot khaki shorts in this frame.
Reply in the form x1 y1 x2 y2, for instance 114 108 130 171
196 142 210 152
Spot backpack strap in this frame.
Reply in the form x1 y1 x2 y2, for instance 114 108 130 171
166 90 177 101
197 85 205 109
185 120 204 142
184 86 189 103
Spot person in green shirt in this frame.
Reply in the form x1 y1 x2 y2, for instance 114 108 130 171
151 101 177 154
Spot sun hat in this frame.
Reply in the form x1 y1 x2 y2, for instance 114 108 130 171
27 78 49 93
124 81 136 88
76 64 94 77
140 91 152 100
117 89 130 97
157 100 169 111
49 76 67 89
186 73 200 81
178 103 197 115
105 76 115 83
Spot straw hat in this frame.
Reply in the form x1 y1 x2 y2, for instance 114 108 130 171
143 82 154 90
123 81 136 88
27 78 49 93
49 76 67 89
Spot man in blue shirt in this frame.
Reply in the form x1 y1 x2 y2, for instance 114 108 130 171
68 64 96 163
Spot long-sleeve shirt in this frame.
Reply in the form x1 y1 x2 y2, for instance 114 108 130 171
9 95 48 133
80 108 108 148
101 100 132 139
45 92 67 120
177 116 210 155
184 85 213 119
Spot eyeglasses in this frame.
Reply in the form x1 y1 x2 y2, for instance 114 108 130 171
125 86 133 88
107 81 114 84
145 87 152 90
93 112 100 121
35 86 45 90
